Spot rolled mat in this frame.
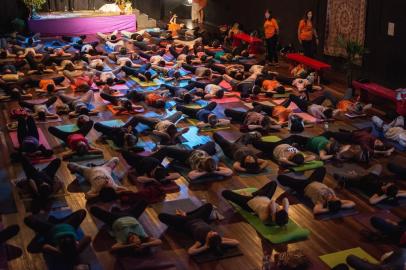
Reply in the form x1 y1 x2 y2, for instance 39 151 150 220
319 247 378 270
261 135 281 143
91 83 128 91
210 97 240 104
353 210 399 232
99 119 125 128
106 104 144 115
289 160 324 173
9 128 55 164
228 188 310 244
186 118 231 132
169 161 226 184
129 76 162 87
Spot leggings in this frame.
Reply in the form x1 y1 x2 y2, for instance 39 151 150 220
149 141 217 165
370 216 405 242
265 35 278 63
20 155 61 187
90 199 147 227
48 120 93 143
131 111 182 130
94 117 139 147
0 225 19 243
224 108 247 123
185 76 223 89
277 167 326 195
24 209 86 237
169 45 188 59
284 94 328 112
252 135 309 154
222 181 277 212
19 96 58 111
133 41 153 51
213 132 248 159
338 250 406 270
158 203 212 232
17 116 38 145
176 101 217 119
59 90 93 107
99 92 121 105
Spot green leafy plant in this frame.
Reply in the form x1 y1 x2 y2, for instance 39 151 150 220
337 34 369 87
23 0 46 9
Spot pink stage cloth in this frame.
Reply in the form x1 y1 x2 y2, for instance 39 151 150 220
28 14 136 36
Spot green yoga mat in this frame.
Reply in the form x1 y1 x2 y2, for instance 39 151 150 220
229 188 310 244
106 139 155 151
223 157 272 178
186 118 231 132
319 247 378 270
99 119 125 128
261 135 281 143
130 76 162 87
290 160 324 172
56 124 79 132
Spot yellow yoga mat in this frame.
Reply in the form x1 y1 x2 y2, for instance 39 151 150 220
319 247 378 270
130 76 163 87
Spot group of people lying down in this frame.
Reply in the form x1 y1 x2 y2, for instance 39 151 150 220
2 26 406 269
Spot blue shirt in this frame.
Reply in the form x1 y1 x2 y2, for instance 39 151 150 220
111 217 148 244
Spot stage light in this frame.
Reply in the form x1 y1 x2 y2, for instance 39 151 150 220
187 0 192 4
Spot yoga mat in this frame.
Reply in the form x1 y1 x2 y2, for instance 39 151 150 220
345 112 367 119
222 157 272 178
115 251 177 270
319 247 378 270
219 80 233 91
99 119 125 128
56 124 78 133
106 138 155 152
354 210 400 232
169 161 226 184
0 170 17 214
272 93 290 99
152 198 199 214
228 188 310 244
91 83 128 91
40 209 103 270
127 172 180 194
192 245 243 264
210 97 240 104
67 170 121 193
23 196 68 213
289 160 324 173
261 135 281 143
106 104 144 115
293 112 319 124
181 126 212 149
186 118 231 132
215 130 243 143
129 76 162 87
9 128 55 164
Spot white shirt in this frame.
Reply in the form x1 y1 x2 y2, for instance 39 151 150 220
150 55 164 65
247 196 271 221
292 78 310 92
385 127 406 146
205 84 222 95
308 104 326 119
90 59 104 69
81 44 93 53
273 144 299 162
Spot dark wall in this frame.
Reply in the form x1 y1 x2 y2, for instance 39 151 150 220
0 0 28 32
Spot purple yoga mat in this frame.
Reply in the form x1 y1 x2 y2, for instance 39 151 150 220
28 15 136 36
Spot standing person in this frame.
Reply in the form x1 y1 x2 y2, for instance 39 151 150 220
298 10 319 57
191 0 200 23
197 0 207 24
264 9 279 65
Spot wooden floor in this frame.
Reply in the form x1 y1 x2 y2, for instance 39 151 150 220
1 62 405 270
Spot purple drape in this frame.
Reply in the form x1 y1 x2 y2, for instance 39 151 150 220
28 14 136 36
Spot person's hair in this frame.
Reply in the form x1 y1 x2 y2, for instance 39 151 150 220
76 142 88 156
153 167 169 180
265 9 273 20
106 77 114 86
65 63 75 71
323 108 333 119
183 93 192 103
241 50 249 57
0 50 7 59
58 236 77 258
261 116 271 128
386 184 399 198
77 115 90 128
158 60 166 67
79 106 89 115
121 99 132 111
95 64 104 71
173 71 181 79
186 55 194 65
207 234 223 256
327 140 341 155
275 210 289 227
275 86 285 94
166 124 177 136
235 72 244 81
327 200 342 213
38 183 51 199
47 84 55 93
136 35 144 42
303 10 313 22
88 48 97 56
37 110 46 121
290 153 305 165
243 156 260 173
154 99 165 108
200 55 208 62
27 38 34 46
204 69 212 77
145 63 152 70
202 157 216 173
77 39 83 45
125 60 132 67
145 71 152 81
208 114 218 127
124 133 137 146
215 89 224 99
130 33 138 40
110 35 117 41
119 47 127 55
99 187 118 202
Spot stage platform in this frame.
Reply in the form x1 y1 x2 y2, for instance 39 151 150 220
28 11 136 36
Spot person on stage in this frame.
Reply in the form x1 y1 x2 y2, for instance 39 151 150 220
298 10 319 58
263 9 279 65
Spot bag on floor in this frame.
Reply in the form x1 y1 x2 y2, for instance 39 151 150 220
288 114 304 133
275 249 309 270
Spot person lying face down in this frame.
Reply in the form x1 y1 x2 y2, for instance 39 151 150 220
67 157 128 199
48 116 103 160
13 116 54 159
213 132 268 174
158 203 239 256
24 209 91 259
333 164 406 205
278 167 356 215
222 181 290 227
90 200 162 252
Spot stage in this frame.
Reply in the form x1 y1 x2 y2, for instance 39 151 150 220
28 11 136 36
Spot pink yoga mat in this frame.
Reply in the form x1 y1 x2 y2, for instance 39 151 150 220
9 128 54 164
293 112 318 123
219 80 233 91
91 83 128 91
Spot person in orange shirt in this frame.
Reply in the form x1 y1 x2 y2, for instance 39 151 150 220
263 9 279 65
298 10 319 57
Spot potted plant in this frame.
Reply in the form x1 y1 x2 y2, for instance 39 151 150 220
23 0 46 19
337 34 369 90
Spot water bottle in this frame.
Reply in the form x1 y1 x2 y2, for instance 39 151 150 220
262 254 271 270
324 121 329 130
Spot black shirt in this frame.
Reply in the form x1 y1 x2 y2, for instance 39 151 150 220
185 219 212 245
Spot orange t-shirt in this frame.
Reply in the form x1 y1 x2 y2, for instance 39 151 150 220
262 80 280 91
298 19 313 41
145 93 162 106
272 105 292 123
39 79 55 91
264 19 279 39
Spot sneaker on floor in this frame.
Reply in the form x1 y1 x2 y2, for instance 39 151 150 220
372 116 384 130
367 164 383 176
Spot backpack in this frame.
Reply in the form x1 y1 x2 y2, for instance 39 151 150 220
288 114 304 133
275 250 309 270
